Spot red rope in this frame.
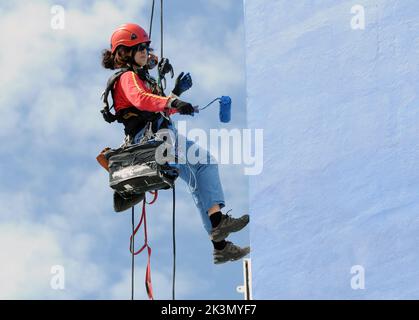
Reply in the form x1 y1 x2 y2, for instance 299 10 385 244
147 191 158 204
130 191 159 300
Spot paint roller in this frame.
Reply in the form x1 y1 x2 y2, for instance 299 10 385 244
193 96 232 123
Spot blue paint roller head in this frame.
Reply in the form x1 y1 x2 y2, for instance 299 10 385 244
219 96 231 123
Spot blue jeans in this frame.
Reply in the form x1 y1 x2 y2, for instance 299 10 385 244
134 122 225 234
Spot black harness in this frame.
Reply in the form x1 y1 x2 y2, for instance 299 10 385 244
101 68 170 138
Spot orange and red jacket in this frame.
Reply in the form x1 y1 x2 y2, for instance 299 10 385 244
113 70 178 116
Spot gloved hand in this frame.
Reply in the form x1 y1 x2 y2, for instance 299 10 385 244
171 99 195 115
172 72 193 96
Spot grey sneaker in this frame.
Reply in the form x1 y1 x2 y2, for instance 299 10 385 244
210 213 249 242
213 241 250 264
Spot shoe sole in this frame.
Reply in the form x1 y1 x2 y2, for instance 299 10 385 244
211 215 250 242
213 247 250 264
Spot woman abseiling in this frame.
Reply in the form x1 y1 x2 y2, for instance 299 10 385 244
101 23 250 264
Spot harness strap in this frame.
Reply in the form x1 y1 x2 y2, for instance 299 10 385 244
102 68 129 111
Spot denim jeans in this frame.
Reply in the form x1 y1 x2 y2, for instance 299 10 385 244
134 121 225 234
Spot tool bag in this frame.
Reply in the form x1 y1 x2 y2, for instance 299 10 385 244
104 138 178 199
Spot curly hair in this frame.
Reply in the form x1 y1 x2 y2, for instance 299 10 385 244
101 46 133 70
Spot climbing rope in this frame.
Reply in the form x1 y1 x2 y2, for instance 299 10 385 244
156 0 174 91
129 186 176 300
129 0 178 301
130 191 158 300
148 0 155 39
172 185 176 300
160 0 164 61
158 1 177 299
131 206 135 300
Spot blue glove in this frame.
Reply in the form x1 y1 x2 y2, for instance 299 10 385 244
172 72 193 96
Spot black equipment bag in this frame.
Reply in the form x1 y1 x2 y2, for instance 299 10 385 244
105 139 178 199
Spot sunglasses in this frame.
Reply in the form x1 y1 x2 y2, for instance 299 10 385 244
136 43 150 52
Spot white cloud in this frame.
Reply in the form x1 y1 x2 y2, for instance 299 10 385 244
0 191 38 223
0 222 106 299
45 168 118 236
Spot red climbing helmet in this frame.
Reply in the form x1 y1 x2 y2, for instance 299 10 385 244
110 23 150 54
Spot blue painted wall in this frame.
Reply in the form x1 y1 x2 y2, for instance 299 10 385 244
244 0 419 299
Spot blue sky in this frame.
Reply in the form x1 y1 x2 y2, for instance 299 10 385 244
0 0 249 299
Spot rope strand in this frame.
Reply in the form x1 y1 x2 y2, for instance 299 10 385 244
160 0 164 60
172 185 176 300
149 0 155 39
128 0 178 301
131 206 135 300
